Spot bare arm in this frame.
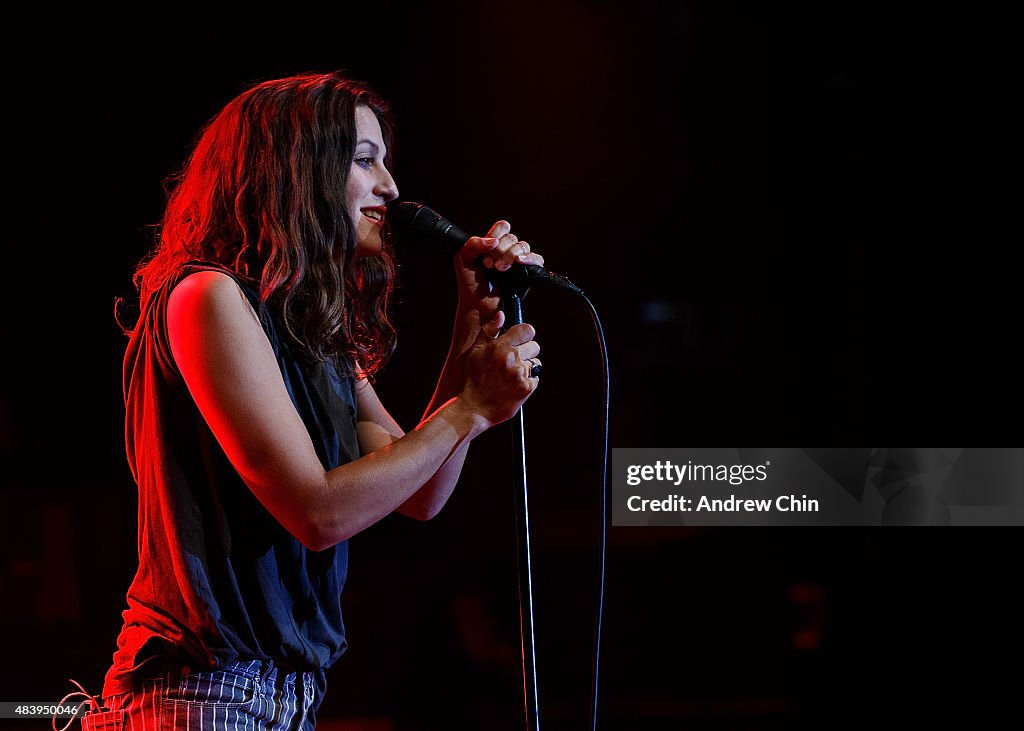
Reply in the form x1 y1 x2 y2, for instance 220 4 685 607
353 311 481 521
166 270 537 551
359 221 546 520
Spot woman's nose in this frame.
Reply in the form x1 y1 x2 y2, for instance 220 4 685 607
376 166 399 203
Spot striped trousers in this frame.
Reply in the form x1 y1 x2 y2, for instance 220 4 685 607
81 660 325 731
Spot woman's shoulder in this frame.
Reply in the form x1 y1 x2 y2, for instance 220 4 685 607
163 261 260 315
170 260 257 292
168 268 261 328
163 268 279 382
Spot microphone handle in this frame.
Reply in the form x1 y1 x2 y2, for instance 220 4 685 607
394 202 583 294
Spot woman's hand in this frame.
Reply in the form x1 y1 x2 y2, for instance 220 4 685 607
461 309 541 427
425 219 544 426
453 220 546 332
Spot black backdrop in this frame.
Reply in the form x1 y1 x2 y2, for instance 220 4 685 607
3 4 1021 729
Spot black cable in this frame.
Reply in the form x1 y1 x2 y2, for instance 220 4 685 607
576 291 608 731
548 277 609 731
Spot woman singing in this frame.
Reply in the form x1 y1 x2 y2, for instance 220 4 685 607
86 71 543 731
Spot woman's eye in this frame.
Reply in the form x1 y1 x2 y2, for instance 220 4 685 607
355 157 375 169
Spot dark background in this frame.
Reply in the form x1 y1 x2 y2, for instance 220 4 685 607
3 3 1021 728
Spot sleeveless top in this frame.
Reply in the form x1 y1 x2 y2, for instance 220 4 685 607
103 261 360 696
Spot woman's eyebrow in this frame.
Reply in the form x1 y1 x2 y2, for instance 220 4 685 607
356 140 381 154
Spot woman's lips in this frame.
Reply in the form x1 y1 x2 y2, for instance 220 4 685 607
361 208 385 226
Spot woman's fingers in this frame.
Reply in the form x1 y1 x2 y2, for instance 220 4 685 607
516 340 541 362
486 220 512 239
459 235 501 263
499 324 541 381
467 221 546 271
464 317 542 424
501 322 536 346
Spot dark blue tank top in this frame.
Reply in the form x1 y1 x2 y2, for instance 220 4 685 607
103 261 359 696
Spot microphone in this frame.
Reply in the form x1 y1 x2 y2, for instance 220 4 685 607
387 201 582 293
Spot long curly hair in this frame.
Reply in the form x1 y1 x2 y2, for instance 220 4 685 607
128 71 398 374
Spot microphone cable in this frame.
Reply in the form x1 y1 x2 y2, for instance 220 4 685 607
574 286 609 731
536 276 609 731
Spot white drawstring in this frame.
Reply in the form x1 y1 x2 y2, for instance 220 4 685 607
52 679 104 731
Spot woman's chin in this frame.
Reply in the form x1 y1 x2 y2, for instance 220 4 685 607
354 238 383 259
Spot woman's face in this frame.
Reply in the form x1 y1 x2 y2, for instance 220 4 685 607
346 105 399 258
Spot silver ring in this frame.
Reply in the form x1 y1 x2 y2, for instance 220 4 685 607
530 363 543 378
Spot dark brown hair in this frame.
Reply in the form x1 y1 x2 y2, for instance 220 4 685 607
130 71 397 374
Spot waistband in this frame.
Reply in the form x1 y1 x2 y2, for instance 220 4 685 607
105 656 326 698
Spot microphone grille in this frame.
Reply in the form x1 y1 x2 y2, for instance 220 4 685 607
388 201 437 229
387 201 467 253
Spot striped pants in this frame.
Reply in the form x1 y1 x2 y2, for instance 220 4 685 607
81 660 325 731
